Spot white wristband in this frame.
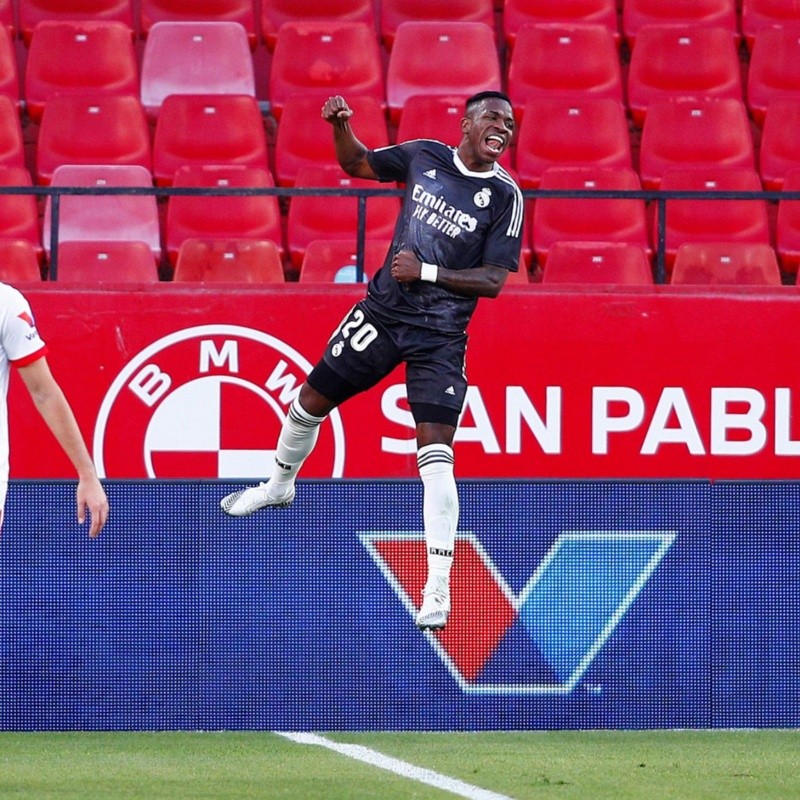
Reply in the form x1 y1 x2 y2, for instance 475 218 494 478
420 262 438 283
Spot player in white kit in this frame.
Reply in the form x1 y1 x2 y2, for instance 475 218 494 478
0 282 107 536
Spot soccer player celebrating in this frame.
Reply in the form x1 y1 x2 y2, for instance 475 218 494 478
222 92 523 630
2 283 108 536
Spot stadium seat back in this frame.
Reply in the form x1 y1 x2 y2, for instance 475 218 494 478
54 240 159 283
386 21 501 126
0 167 43 256
18 0 134 43
514 97 631 188
287 164 400 269
36 94 152 185
503 0 619 49
627 24 742 127
747 25 800 126
671 242 781 285
25 20 139 123
153 93 268 186
43 164 160 259
140 20 255 116
380 0 494 50
299 238 390 283
174 238 285 283
166 164 283 266
531 166 650 266
275 95 388 187
506 23 622 116
0 240 42 283
658 167 770 269
261 0 376 51
269 21 384 120
638 98 754 189
140 1 258 48
542 242 653 285
622 0 737 46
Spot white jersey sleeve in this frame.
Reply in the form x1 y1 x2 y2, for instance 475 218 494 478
0 282 47 366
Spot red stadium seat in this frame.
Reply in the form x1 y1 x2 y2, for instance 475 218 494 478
140 20 255 117
269 21 384 120
531 167 650 266
514 97 631 188
152 94 268 186
0 95 26 169
18 0 134 44
741 0 800 51
622 0 737 46
747 26 800 126
42 165 161 260
53 241 159 283
776 168 800 273
261 0 376 51
0 167 43 258
0 1 13 38
0 240 42 282
396 94 468 146
140 1 258 48
506 24 623 118
36 94 151 185
387 21 501 126
299 238 390 283
287 164 400 269
759 100 800 191
542 242 653 285
503 0 619 50
0 26 19 106
380 0 494 51
25 20 139 123
274 95 389 187
671 242 781 285
627 24 742 127
174 239 285 283
658 167 771 270
638 98 754 190
165 165 283 267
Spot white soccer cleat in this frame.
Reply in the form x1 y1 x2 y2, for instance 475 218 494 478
220 482 295 517
415 578 451 630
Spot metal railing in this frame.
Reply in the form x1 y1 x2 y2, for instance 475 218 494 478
13 183 798 284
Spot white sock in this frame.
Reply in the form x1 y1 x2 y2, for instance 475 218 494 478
266 398 325 497
417 443 458 587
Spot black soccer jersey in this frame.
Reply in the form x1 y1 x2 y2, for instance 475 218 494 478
364 139 524 334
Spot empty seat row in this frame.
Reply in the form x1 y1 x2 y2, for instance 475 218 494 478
0 236 391 285
7 158 800 278
539 241 784 287
8 17 800 132
0 161 400 270
16 89 794 198
4 1 798 50
2 235 788 288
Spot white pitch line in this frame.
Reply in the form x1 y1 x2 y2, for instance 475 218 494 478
275 731 516 800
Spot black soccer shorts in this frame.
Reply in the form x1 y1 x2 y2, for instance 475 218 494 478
307 301 468 427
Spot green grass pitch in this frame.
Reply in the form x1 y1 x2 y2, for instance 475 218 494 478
0 730 797 799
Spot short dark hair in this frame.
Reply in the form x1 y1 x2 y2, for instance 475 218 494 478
465 91 512 113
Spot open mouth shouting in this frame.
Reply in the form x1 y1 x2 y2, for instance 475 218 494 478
484 133 506 157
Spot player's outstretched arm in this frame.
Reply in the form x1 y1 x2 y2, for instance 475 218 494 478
17 357 108 538
321 95 379 180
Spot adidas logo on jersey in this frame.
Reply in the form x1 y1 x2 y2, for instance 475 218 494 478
424 169 437 180
445 386 456 396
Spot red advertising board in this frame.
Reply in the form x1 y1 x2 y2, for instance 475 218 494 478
11 284 800 479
